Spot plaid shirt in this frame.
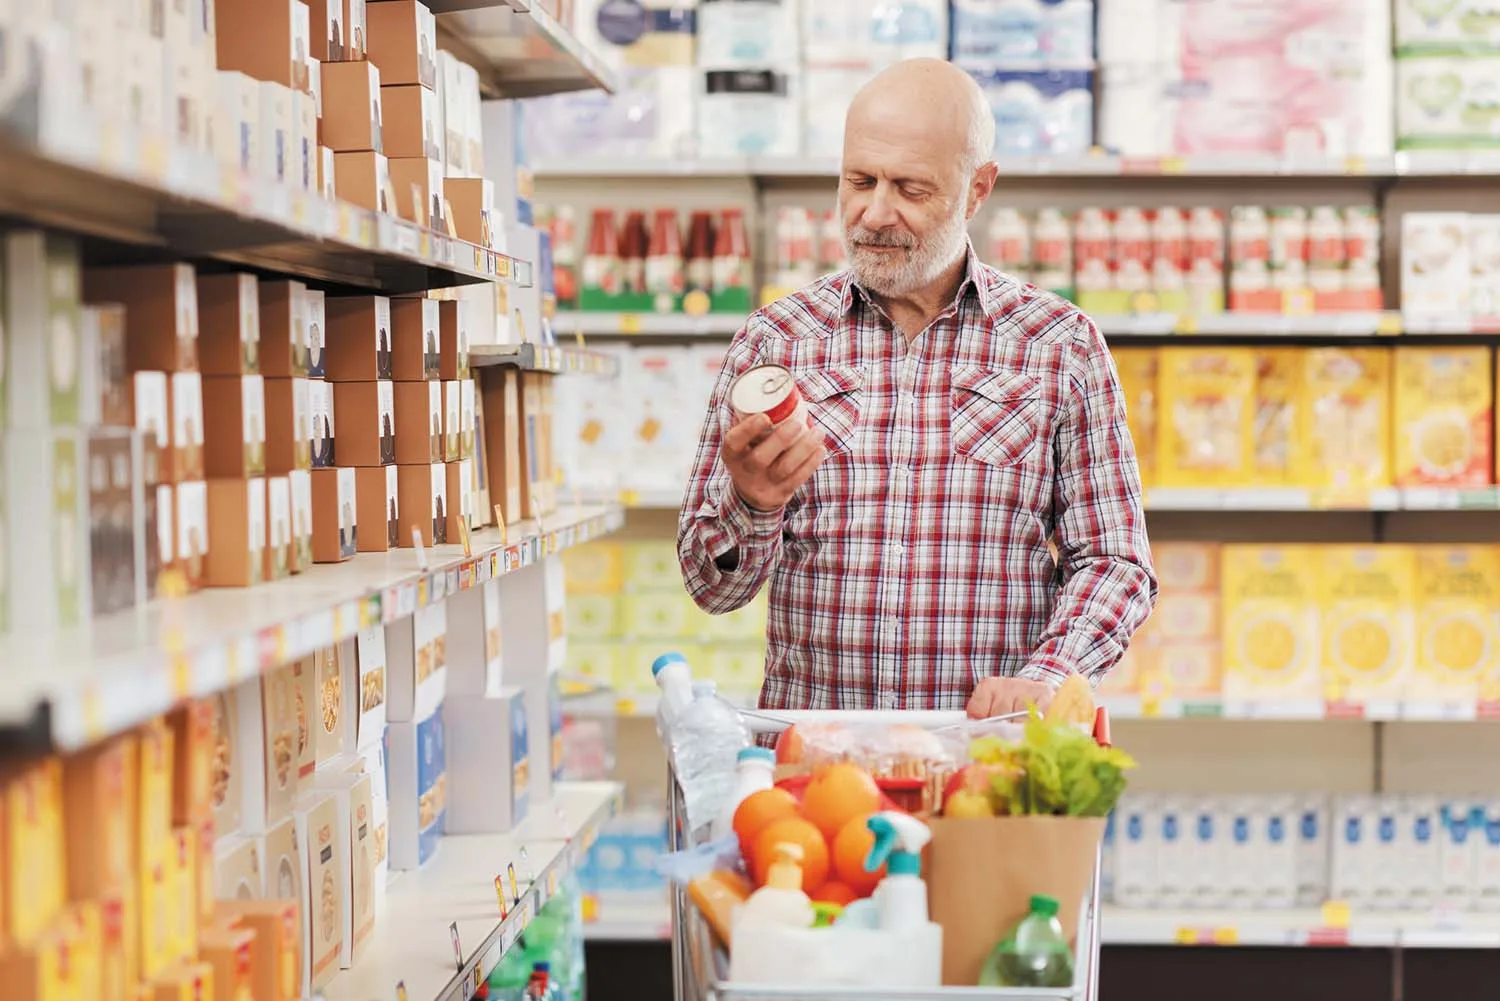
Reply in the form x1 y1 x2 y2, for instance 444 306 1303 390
677 248 1157 711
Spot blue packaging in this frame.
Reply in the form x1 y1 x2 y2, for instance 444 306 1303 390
973 69 1094 156
549 673 566 782
951 0 1095 70
512 99 534 226
511 690 531 822
416 709 447 864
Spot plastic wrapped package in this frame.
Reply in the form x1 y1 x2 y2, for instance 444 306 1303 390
521 67 696 160
973 69 1094 157
950 0 1095 71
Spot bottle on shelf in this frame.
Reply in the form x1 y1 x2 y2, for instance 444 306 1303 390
620 210 650 301
977 894 1075 988
712 746 776 841
712 207 752 313
581 207 622 310
652 651 696 735
646 207 685 313
685 210 716 302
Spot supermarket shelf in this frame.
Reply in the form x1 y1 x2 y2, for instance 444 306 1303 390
470 341 620 376
533 152 1500 181
432 1 619 99
552 311 745 339
0 133 529 295
0 504 625 755
576 900 1500 950
325 781 622 1001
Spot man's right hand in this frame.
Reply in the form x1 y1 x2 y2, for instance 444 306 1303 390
721 414 828 512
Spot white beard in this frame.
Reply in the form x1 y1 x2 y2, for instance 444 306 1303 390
842 198 970 298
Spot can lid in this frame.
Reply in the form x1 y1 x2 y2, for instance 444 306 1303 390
651 652 687 677
730 364 797 416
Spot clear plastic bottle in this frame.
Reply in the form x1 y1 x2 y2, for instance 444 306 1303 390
652 651 695 737
669 682 750 835
487 946 535 1001
977 894 1075 988
525 962 563 1001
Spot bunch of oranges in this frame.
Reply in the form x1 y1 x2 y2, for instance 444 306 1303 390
730 762 894 906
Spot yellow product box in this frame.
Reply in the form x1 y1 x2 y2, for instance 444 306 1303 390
621 592 696 639
1318 545 1415 704
169 828 199 964
1153 541 1220 592
1393 346 1494 488
1150 542 1221 643
623 539 682 591
1 905 100 1001
1253 349 1308 487
698 593 769 644
562 541 624 594
1112 348 1158 488
702 645 767 697
1220 545 1322 703
1303 348 1392 495
101 892 135 1001
139 847 174 981
169 699 215 827
1413 546 1500 704
63 733 136 899
150 961 214 1001
1102 638 1148 697
137 717 176 867
566 640 622 689
1154 347 1257 488
566 593 621 638
62 902 103 1000
1153 640 1222 700
5 757 66 948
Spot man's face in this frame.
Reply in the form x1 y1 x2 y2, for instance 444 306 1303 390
839 126 971 298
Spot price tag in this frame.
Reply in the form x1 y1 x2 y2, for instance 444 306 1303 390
1159 156 1187 174
411 527 430 570
615 698 638 716
449 922 463 971
1173 927 1201 945
495 875 509 919
507 862 520 904
397 982 409 1001
618 314 642 335
1375 312 1403 336
1174 314 1199 335
460 522 472 558
1321 900 1351 930
83 689 105 742
494 505 508 547
1282 288 1316 316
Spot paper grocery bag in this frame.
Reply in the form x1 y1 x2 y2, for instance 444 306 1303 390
926 815 1104 986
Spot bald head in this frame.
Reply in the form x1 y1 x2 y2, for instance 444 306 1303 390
845 58 995 173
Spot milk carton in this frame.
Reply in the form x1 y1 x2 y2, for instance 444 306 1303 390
1438 799 1479 909
1113 794 1159 909
1369 797 1403 911
1295 795 1331 907
1222 796 1258 910
1155 795 1188 908
1259 796 1298 910
1187 796 1227 909
1402 796 1442 912
1331 796 1373 908
1475 802 1500 912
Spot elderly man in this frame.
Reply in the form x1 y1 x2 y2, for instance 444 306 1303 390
677 58 1157 718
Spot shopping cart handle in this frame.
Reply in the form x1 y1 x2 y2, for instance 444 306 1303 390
737 709 973 734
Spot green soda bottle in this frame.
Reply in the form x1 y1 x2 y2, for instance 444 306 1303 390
977 894 1075 988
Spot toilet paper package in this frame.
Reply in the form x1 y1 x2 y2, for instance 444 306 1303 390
802 0 947 67
523 66 696 159
573 0 698 69
697 0 799 70
975 69 1094 157
1096 0 1160 65
697 69 799 157
1397 56 1500 151
1395 0 1500 54
802 67 870 158
951 0 1096 71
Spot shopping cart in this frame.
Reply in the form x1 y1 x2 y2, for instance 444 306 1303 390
663 708 1108 1001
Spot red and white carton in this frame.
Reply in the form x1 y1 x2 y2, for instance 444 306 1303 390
1187 207 1226 314
986 207 1031 280
1342 207 1381 268
1268 207 1309 269
1033 208 1073 290
729 364 808 429
1074 207 1114 294
1152 207 1188 293
774 207 815 288
1308 206 1346 296
1229 206 1269 267
1114 206 1153 293
816 209 845 274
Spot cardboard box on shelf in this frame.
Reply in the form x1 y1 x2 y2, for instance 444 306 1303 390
322 59 383 153
444 177 495 249
310 381 336 468
215 70 260 174
169 700 215 828
130 372 172 479
305 289 327 378
175 480 209 590
202 375 268 478
366 0 437 90
355 625 388 748
290 467 314 572
320 146 337 200
442 380 462 461
460 379 476 460
386 704 447 870
259 280 311 378
81 303 132 428
1154 347 1256 489
334 150 393 214
393 380 444 464
1393 346 1494 489
389 298 440 381
292 792 344 992
214 835 263 901
208 689 243 837
167 372 206 483
1414 546 1500 705
167 827 201 961
443 688 528 833
386 601 448 724
205 478 268 587
315 641 356 765
1320 546 1416 705
438 300 470 380
258 81 295 187
308 0 345 62
445 459 474 541
61 734 136 899
83 262 199 374
325 296 394 381
198 924 255 1001
480 367 523 525
214 0 311 91
396 461 447 548
355 464 401 552
380 84 439 161
291 656 319 782
196 273 261 376
264 378 314 473
4 229 82 428
311 467 359 562
387 155 443 226
331 381 397 466
1304 347 1392 495
1221 545 1321 705
308 770 373 969
213 899 301 1001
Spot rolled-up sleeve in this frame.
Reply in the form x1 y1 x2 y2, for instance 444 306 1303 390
1020 313 1158 689
677 321 785 614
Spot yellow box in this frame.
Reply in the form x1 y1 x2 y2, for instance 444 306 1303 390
1221 545 1321 703
5 758 66 948
63 733 136 899
562 541 624 594
1303 348 1392 495
137 717 176 867
567 594 620 638
1154 640 1222 699
0 911 98 1001
621 592 696 639
623 540 681 591
566 640 621 689
1414 546 1500 703
139 848 173 981
169 828 198 965
169 700 214 827
1318 545 1415 703
1112 348 1158 488
1101 640 1148 696
1155 347 1257 488
1393 347 1494 488
62 902 103 1000
1253 349 1308 487
151 961 214 1001
698 593 768 644
1153 542 1220 592
702 645 766 696
101 891 134 1001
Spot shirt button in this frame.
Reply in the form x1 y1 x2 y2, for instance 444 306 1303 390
889 541 905 558
879 692 898 710
893 464 911 479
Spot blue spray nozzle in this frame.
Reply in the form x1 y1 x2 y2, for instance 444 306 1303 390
651 652 687 677
864 812 931 877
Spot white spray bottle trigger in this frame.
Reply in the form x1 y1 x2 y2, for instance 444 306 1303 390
864 812 931 877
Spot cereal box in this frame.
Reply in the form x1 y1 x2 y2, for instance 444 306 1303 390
1393 347 1493 488
1302 348 1392 497
1221 545 1321 704
1156 348 1256 488
1112 349 1158 488
1253 349 1308 487
1412 546 1500 705
1318 545 1416 705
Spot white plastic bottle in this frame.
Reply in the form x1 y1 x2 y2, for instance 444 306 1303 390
713 746 776 841
651 651 695 735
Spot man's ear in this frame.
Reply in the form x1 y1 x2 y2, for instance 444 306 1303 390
966 161 999 220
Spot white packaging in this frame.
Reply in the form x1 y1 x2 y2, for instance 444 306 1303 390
386 703 446 871
1330 796 1372 908
1369 796 1403 911
1439 800 1480 909
1294 796 1330 907
1476 802 1500 912
1258 796 1298 910
1397 57 1500 151
1185 796 1226 909
1468 214 1500 320
624 347 699 493
696 0 799 70
975 69 1093 157
259 81 293 186
544 554 568 672
1403 795 1442 912
1222 796 1258 910
697 70 799 158
951 0 1095 71
355 623 387 748
1402 212 1473 318
802 67 869 160
1112 794 1158 908
1395 0 1498 53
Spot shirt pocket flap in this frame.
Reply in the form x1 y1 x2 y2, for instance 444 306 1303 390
951 367 1043 468
952 366 1042 404
795 365 865 403
795 365 864 454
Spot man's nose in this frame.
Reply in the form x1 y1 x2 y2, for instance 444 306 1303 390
862 183 900 228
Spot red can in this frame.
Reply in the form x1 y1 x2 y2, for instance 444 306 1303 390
729 364 807 427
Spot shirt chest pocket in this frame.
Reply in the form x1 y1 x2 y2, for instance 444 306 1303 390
795 365 864 455
951 367 1044 468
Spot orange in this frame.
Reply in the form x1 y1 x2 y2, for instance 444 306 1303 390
811 881 857 906
831 814 884 898
801 763 882 840
751 816 830 892
732 787 799 859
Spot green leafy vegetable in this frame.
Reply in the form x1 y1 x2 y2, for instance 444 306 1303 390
980 710 1134 817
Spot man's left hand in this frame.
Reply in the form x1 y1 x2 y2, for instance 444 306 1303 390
966 678 1055 719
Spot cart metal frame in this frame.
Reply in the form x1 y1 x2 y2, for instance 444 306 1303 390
663 709 1105 1001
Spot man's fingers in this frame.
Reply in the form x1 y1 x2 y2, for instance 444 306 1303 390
767 432 824 483
745 418 811 471
723 414 773 454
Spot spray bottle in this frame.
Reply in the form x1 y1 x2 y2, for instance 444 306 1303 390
864 812 934 932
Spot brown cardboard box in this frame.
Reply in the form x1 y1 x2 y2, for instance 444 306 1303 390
380 84 438 160
202 375 267 478
387 156 442 227
310 381 336 468
321 60 383 153
438 300 469 380
259 281 310 378
311 467 358 561
445 459 473 542
305 289 327 378
214 900 301 1001
62 734 137 898
460 379 476 461
479 367 523 526
205 478 268 587
290 469 314 572
197 925 255 1001
389 297 440 380
83 264 199 372
355 465 400 552
266 475 294 581
333 151 392 214
325 296 393 381
308 0 353 62
331 381 396 466
168 701 214 828
443 177 494 248
175 481 209 590
264 378 314 473
396 462 446 548
442 380 463 462
366 0 437 89
197 274 261 376
215 0 311 91
168 373 206 483
392 380 442 464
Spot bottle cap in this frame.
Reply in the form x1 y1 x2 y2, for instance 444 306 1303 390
650 652 687 677
1030 894 1060 918
737 746 775 765
766 842 806 891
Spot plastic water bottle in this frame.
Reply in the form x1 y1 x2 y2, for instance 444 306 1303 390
712 746 776 840
525 963 563 1001
978 894 1075 987
652 652 695 736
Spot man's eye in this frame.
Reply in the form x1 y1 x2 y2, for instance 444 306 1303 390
846 177 874 189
